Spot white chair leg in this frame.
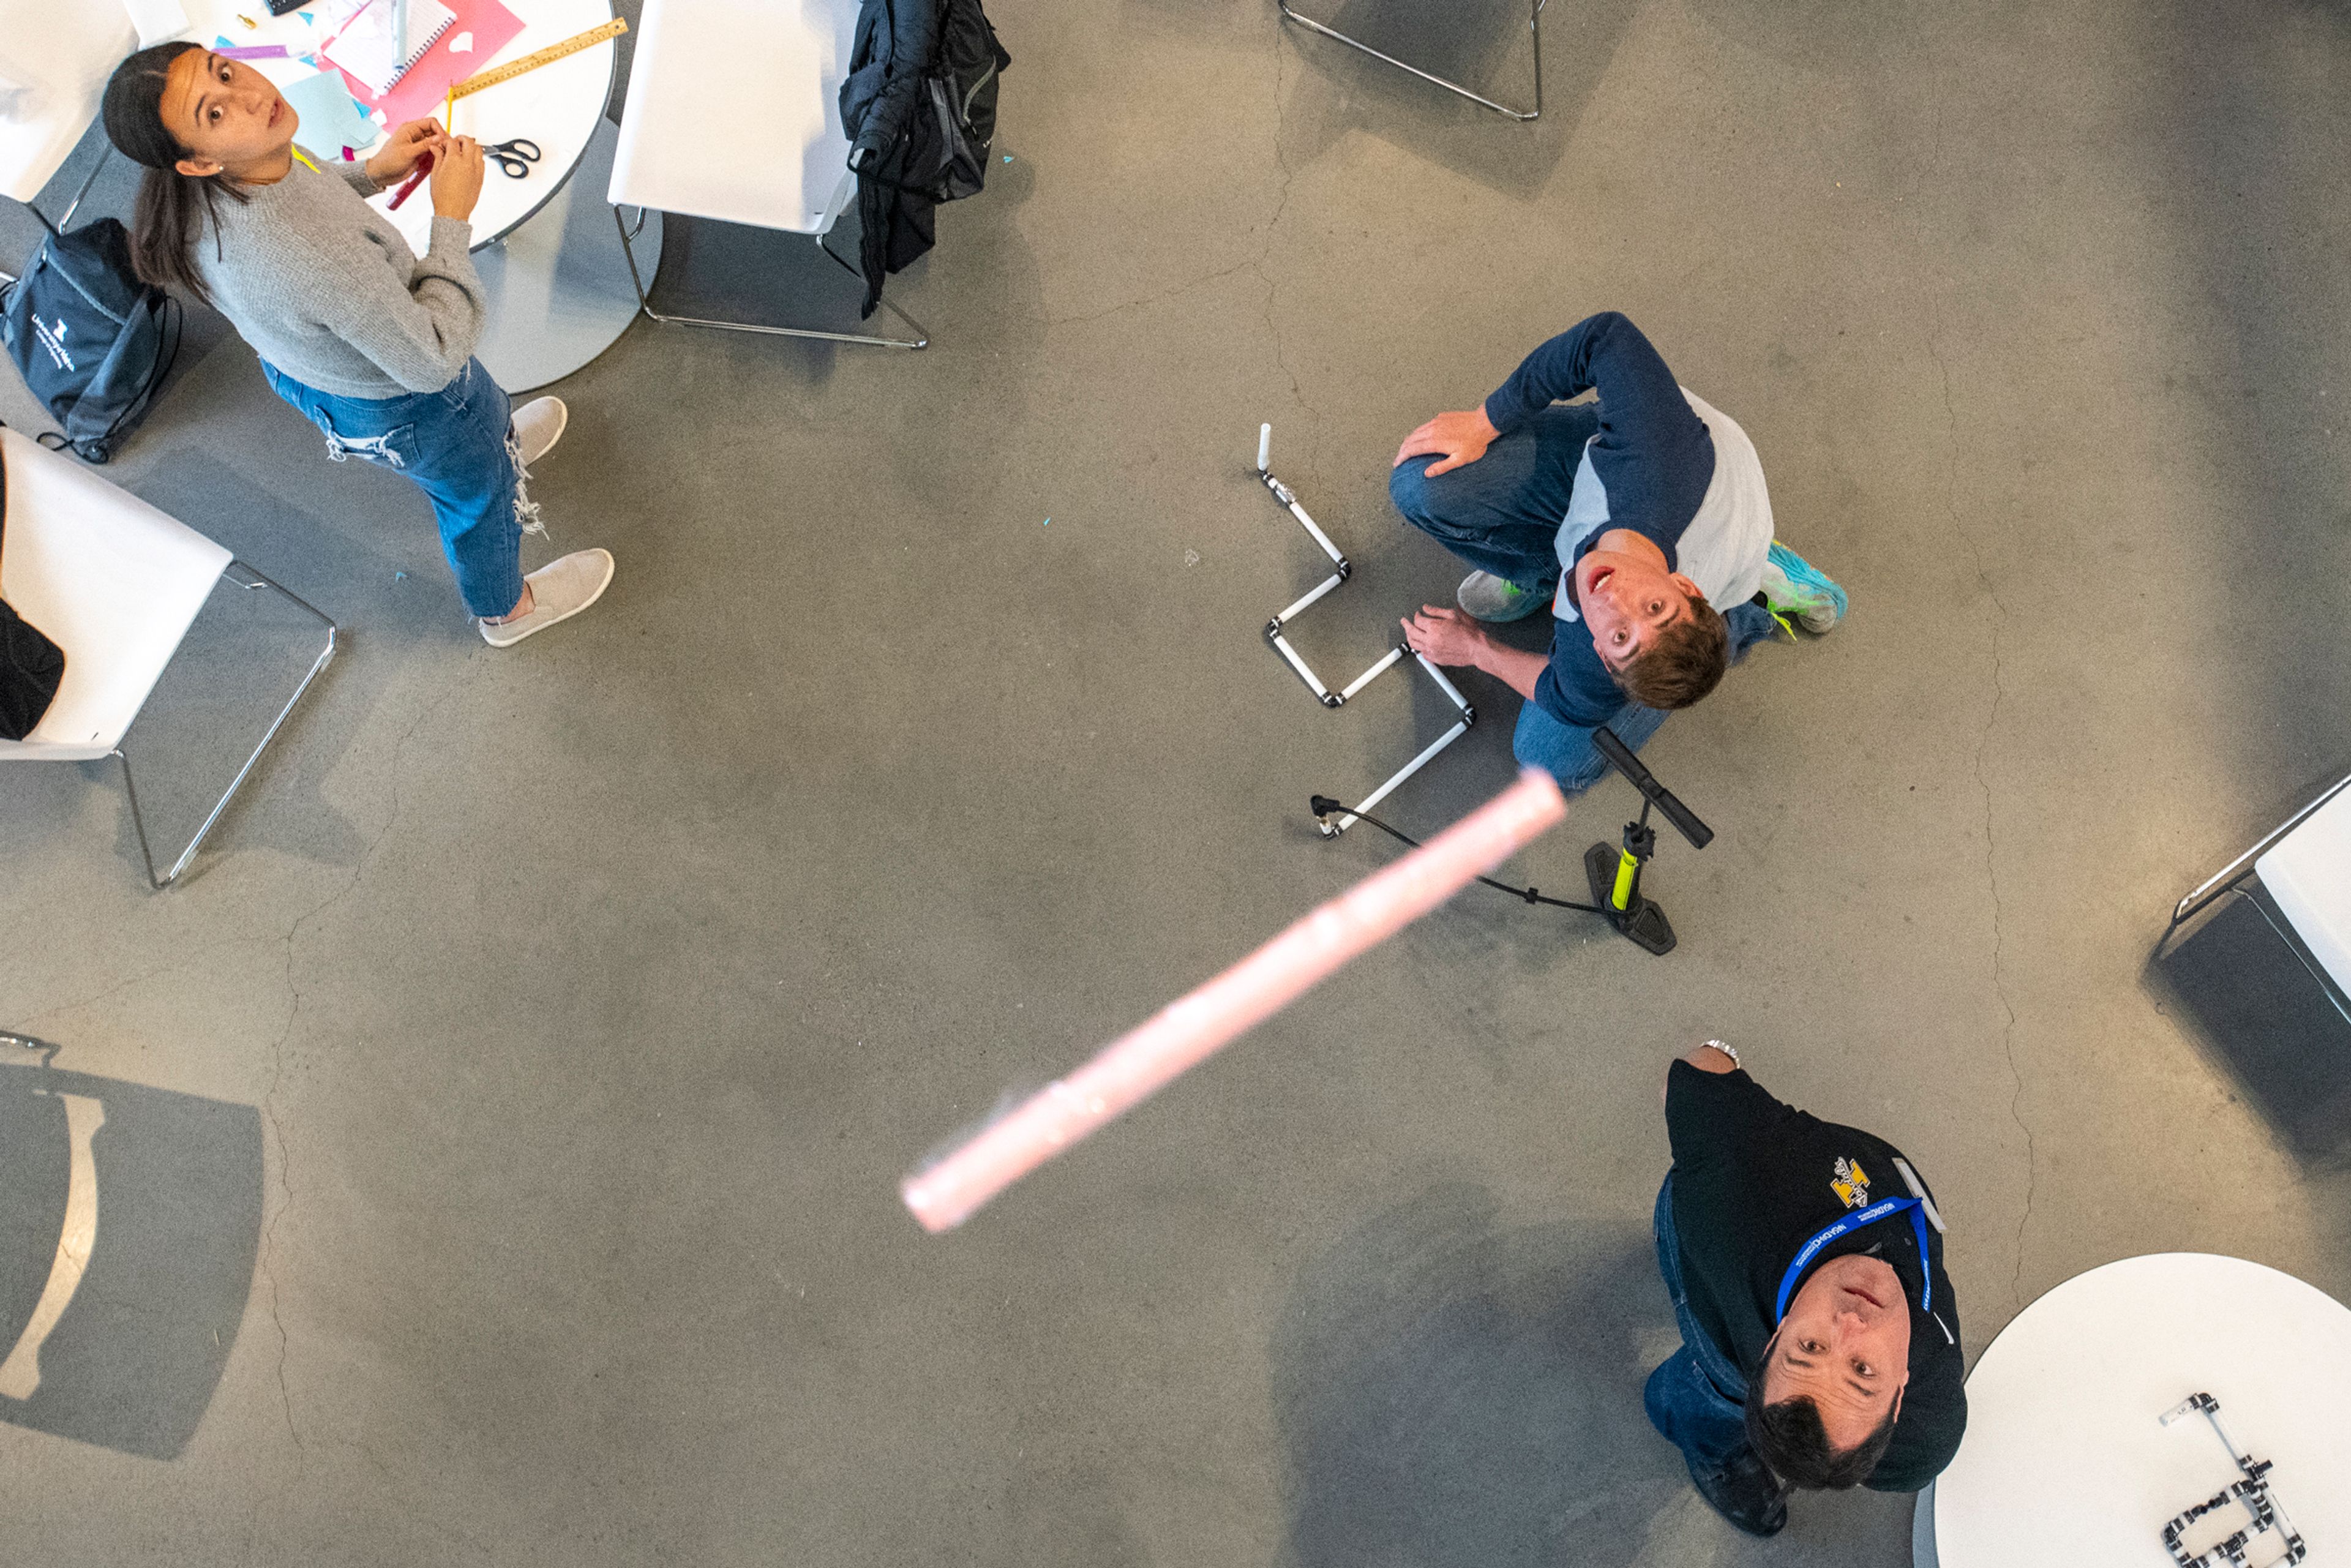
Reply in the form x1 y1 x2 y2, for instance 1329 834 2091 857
110 561 337 890
612 204 931 350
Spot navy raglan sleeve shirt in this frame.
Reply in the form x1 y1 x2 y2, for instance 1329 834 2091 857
1533 632 1630 728
1481 313 1718 728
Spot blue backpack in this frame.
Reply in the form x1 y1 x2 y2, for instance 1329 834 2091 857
2 217 181 465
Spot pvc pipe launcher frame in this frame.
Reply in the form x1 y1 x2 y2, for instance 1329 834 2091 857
1254 424 1477 834
2158 1393 2308 1568
1253 425 1715 955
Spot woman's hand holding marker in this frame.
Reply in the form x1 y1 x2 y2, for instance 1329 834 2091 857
364 118 443 186
430 134 486 220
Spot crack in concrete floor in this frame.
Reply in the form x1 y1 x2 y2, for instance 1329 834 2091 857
1916 94 2037 1310
252 659 481 1466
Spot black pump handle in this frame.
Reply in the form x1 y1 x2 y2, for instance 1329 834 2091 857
1591 726 1714 850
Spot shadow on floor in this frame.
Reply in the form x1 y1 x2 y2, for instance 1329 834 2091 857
2150 891 2351 1169
1291 0 1545 106
102 452 385 885
997 1458 1154 1566
1274 0 1637 201
645 217 913 353
0 1052 263 1459
1270 1182 1684 1567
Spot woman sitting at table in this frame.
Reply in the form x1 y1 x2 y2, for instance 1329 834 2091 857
100 43 613 647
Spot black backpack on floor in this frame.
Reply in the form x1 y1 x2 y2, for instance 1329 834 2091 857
0 429 67 740
2 217 181 465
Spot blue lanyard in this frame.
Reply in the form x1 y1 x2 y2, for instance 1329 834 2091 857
1774 1196 1934 1322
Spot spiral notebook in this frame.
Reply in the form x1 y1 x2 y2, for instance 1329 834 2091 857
322 0 457 97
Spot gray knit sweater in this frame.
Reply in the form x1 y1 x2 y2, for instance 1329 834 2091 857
193 159 486 400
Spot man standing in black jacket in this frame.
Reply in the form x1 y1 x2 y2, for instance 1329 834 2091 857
1648 1040 1967 1534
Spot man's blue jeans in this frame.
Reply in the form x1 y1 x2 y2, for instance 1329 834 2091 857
263 357 528 618
1389 405 1775 792
1646 1171 1754 1477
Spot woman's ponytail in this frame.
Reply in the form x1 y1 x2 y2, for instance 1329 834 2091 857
100 43 246 306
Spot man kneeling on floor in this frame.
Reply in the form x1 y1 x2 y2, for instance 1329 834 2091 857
1649 1039 1967 1534
1389 311 1845 790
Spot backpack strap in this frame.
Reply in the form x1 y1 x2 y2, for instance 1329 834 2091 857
91 293 182 459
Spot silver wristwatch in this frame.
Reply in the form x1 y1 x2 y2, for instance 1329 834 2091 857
1703 1038 1740 1067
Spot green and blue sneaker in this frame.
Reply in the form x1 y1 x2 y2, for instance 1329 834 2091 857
1757 541 1847 634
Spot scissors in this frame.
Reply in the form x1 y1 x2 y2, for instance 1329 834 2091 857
483 138 541 179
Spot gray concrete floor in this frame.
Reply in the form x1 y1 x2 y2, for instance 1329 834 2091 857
6 0 2351 1561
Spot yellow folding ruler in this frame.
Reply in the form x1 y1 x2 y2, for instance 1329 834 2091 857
449 17 628 100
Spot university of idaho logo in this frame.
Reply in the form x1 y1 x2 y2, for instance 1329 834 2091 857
34 313 75 373
1831 1155 1872 1210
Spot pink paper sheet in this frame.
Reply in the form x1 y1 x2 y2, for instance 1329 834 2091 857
327 0 523 128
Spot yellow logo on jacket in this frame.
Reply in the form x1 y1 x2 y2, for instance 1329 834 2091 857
1831 1156 1871 1210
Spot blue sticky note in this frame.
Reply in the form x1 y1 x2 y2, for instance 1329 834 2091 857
281 70 376 156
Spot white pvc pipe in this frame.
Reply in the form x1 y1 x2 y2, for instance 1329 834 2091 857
1275 571 1346 626
1269 632 1333 700
1414 652 1472 715
1286 502 1346 566
1330 719 1473 835
901 769 1569 1231
1258 423 1272 473
1339 645 1408 702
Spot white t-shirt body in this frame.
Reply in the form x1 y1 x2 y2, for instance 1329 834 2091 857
1552 388 1774 623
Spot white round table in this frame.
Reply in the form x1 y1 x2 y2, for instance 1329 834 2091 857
1920 1253 2351 1566
187 0 658 390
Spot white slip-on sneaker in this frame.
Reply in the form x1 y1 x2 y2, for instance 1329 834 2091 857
512 397 568 466
1456 570 1551 622
479 548 614 647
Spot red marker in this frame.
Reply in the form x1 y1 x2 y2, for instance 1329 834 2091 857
387 150 433 211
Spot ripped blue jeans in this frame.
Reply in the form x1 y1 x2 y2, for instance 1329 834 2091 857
261 357 536 617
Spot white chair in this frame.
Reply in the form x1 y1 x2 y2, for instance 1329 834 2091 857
0 427 335 887
606 0 928 350
2167 769 2351 1024
0 0 192 227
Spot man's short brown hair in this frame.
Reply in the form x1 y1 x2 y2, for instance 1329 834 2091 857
1608 595 1730 709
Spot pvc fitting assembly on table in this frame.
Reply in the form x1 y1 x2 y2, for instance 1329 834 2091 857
1253 423 1476 833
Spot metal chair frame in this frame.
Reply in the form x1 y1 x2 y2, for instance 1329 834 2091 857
110 561 338 890
5 151 332 887
50 146 107 231
612 206 930 351
1277 0 1548 121
2163 767 2351 1026
0 146 111 285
